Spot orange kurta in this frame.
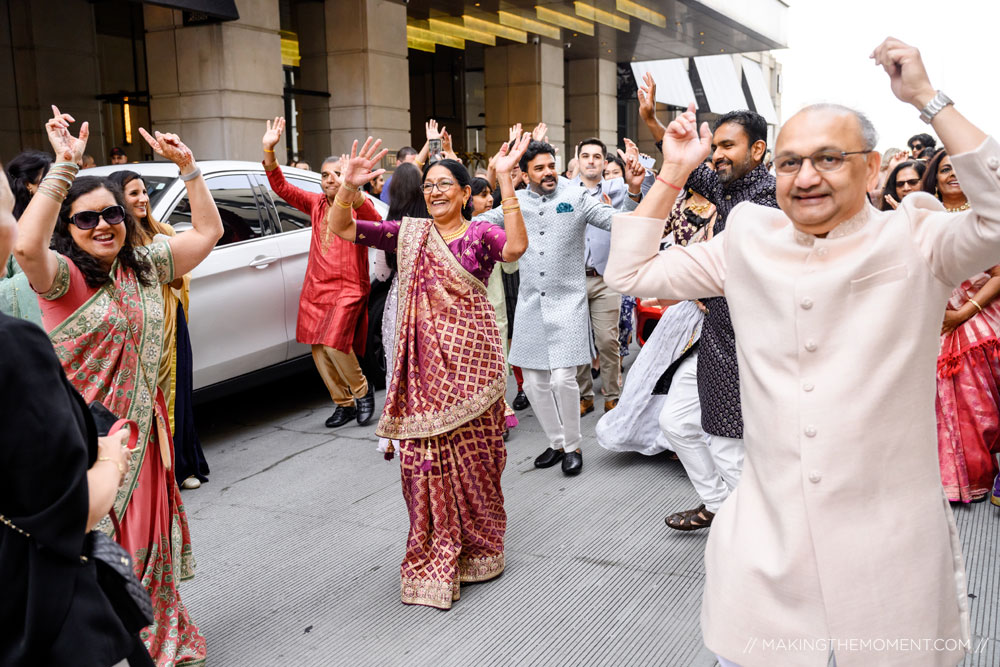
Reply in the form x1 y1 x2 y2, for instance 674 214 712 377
266 165 377 354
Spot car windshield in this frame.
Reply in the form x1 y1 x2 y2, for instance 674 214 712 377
144 176 175 208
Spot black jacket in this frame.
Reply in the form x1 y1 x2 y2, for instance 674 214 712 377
0 313 134 666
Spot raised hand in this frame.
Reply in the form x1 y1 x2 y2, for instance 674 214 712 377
492 133 532 174
871 37 936 108
508 123 523 144
263 116 285 151
883 193 899 210
618 138 646 191
887 150 908 170
531 122 548 144
441 128 454 154
138 128 194 170
340 136 389 189
637 72 657 122
425 119 443 141
660 102 711 174
46 105 89 163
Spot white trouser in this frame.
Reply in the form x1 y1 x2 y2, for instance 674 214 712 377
657 350 744 512
522 366 582 452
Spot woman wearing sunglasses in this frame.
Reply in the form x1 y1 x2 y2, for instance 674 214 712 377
13 106 222 666
108 170 210 493
878 159 926 211
327 135 529 610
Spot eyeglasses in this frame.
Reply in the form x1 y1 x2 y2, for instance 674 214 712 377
421 179 456 194
69 205 126 230
774 150 873 175
896 178 921 189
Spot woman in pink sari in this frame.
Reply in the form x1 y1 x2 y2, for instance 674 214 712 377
924 149 1000 503
327 135 530 609
14 107 223 665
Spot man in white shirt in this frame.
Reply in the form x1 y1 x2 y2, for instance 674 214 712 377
606 38 995 666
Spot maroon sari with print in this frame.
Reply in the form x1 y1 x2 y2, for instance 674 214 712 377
358 216 509 609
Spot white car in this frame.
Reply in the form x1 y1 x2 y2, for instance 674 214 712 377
87 161 391 399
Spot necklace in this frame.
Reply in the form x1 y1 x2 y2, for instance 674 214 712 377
945 201 970 213
686 200 713 216
440 222 469 242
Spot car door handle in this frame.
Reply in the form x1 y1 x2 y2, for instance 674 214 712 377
249 255 279 269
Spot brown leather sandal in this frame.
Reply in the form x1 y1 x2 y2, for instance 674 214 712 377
665 504 715 531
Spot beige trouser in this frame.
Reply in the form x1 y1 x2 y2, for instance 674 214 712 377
576 273 622 402
311 344 368 407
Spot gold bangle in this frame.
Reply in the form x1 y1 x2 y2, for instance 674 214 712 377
352 196 365 210
333 197 353 209
501 196 518 204
502 207 521 214
263 148 275 153
341 182 359 193
97 456 125 476
968 298 983 313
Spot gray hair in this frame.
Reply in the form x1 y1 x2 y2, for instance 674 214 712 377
799 103 879 151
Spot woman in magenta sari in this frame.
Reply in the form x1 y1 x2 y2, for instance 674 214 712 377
924 150 1000 503
327 135 530 609
14 107 223 665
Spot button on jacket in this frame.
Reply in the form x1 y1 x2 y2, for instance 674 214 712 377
477 177 636 369
605 138 1000 666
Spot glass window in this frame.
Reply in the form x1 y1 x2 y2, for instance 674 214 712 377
266 176 323 233
165 174 263 247
143 176 174 208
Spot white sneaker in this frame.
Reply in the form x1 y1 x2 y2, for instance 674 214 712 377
181 476 202 490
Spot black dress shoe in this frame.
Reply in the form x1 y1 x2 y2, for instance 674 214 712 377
534 447 564 468
562 450 583 475
325 405 357 428
356 385 375 426
512 390 530 411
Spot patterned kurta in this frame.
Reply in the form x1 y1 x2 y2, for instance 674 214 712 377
477 178 637 370
685 162 777 438
266 166 377 354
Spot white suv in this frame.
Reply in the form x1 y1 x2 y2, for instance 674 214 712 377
87 161 390 399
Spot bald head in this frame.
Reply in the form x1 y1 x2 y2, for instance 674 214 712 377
774 104 882 236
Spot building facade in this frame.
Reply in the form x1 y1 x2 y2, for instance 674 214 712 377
0 0 787 168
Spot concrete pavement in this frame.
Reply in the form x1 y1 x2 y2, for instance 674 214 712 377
180 370 999 666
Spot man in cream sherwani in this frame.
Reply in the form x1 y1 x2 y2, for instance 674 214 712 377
605 38 995 666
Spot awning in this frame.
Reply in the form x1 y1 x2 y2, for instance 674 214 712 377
740 58 778 124
629 58 696 109
691 55 748 115
139 0 239 21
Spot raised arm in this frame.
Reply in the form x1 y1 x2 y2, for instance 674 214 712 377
138 128 223 277
493 134 531 261
325 137 388 243
628 103 712 222
637 72 667 144
871 38 986 155
14 106 88 293
872 38 1000 283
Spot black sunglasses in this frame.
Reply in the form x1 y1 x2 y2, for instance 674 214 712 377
70 205 126 230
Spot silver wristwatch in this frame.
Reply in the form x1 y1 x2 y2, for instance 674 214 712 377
919 91 953 124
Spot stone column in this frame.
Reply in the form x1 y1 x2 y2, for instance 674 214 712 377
292 0 331 168
565 57 617 154
322 0 410 161
143 2 284 162
0 0 101 158
484 42 565 163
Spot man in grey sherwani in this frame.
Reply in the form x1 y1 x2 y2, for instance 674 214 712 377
478 140 646 475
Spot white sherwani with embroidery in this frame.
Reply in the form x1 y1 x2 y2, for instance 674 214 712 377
604 138 1000 666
